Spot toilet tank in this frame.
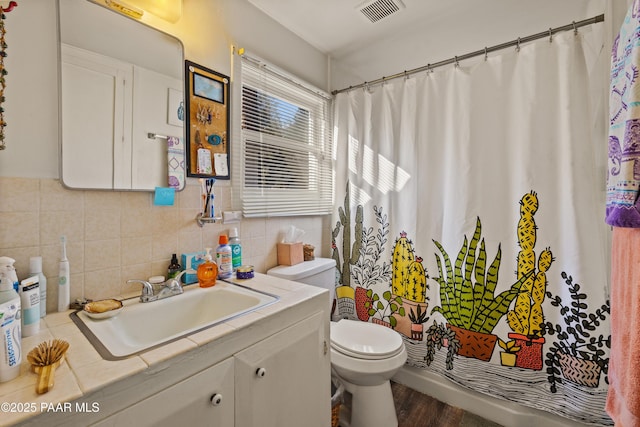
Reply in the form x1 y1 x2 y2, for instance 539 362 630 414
266 258 336 306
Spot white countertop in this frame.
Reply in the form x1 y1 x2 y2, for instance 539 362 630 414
0 273 327 426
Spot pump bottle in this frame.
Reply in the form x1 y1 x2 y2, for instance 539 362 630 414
0 257 19 293
197 248 217 288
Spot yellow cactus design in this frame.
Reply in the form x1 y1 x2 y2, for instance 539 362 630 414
507 191 553 337
392 232 414 296
392 232 428 303
407 257 427 303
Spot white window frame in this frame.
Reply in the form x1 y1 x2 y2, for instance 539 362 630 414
232 53 333 217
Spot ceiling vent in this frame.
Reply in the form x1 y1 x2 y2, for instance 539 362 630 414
357 0 405 23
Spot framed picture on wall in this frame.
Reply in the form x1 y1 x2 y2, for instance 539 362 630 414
184 60 230 179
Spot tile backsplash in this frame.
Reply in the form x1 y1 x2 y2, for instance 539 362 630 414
0 177 331 313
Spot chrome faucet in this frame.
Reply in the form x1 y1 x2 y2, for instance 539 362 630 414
127 270 195 303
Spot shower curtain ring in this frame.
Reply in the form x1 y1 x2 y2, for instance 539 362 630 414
573 21 578 35
484 47 488 61
454 56 459 67
516 37 521 52
549 28 553 43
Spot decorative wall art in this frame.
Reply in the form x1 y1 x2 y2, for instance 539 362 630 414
184 60 230 178
167 88 184 127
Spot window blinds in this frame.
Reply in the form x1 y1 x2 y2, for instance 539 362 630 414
238 54 333 217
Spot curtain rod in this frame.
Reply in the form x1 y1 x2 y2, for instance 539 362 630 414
332 14 605 95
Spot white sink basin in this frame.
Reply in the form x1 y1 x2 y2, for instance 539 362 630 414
71 281 278 360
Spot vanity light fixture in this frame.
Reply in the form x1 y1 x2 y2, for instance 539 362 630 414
90 0 143 19
125 0 182 22
90 0 182 23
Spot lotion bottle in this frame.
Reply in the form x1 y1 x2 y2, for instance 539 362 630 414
0 270 21 382
58 236 70 312
29 257 47 318
197 248 217 288
19 276 40 337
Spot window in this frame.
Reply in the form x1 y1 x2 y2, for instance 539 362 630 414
236 54 333 217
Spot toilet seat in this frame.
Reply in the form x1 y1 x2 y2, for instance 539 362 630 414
330 320 404 360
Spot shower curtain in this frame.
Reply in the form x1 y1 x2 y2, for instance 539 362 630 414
332 28 612 424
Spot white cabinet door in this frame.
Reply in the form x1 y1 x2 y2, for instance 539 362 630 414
235 312 330 427
92 358 234 427
131 66 182 190
61 44 133 190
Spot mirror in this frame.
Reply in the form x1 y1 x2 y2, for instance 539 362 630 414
59 0 185 191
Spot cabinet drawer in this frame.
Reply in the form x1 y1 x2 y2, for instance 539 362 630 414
93 358 234 427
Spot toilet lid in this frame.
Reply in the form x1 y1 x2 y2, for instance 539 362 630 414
331 320 404 360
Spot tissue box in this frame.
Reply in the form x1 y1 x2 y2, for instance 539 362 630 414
277 242 304 266
181 251 206 284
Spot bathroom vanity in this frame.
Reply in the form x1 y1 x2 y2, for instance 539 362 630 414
1 274 330 426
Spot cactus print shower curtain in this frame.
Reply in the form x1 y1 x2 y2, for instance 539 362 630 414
332 29 613 424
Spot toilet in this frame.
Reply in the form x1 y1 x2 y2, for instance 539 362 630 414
267 258 407 427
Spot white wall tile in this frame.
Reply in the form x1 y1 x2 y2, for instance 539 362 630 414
0 177 328 308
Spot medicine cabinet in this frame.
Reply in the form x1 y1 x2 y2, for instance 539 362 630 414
58 0 185 190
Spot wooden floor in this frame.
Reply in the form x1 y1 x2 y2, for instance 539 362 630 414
339 382 503 427
391 382 502 427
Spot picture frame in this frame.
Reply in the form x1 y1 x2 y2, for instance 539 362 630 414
167 88 184 127
193 73 224 104
184 60 230 179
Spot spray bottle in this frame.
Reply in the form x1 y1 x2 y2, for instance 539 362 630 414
216 235 233 280
0 265 21 382
0 257 19 294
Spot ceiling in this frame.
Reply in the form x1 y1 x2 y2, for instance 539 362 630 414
246 0 602 59
247 0 467 56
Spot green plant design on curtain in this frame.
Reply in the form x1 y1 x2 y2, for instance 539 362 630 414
424 321 460 370
367 290 405 327
431 217 533 334
331 182 363 287
352 205 392 288
541 272 610 392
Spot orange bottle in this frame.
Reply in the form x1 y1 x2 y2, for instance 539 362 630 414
197 248 217 288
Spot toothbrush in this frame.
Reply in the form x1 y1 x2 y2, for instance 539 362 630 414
58 236 70 312
199 179 206 215
205 178 215 217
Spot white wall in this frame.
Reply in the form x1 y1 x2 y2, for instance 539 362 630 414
0 0 328 179
1 0 59 178
330 0 611 91
0 0 332 309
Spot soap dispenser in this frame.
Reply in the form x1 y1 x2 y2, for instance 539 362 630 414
197 248 217 288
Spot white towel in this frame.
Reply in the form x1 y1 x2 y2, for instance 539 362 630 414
167 136 185 191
